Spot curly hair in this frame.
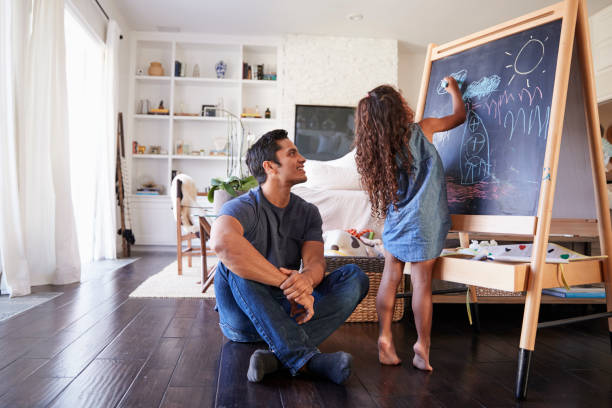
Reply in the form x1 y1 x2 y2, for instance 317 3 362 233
354 85 415 218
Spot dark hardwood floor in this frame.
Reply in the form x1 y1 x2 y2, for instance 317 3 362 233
0 252 610 407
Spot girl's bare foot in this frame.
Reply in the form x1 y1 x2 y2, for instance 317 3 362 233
412 342 433 371
378 337 402 365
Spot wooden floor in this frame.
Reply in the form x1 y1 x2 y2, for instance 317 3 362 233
0 252 611 408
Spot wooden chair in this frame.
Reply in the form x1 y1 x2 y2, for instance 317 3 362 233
175 178 204 276
174 179 218 295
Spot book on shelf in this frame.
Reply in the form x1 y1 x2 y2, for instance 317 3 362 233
542 287 606 298
175 60 181 77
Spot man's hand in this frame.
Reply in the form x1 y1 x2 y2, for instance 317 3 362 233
279 267 315 324
279 267 314 301
289 294 314 325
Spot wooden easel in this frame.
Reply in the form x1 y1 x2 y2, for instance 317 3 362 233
414 0 612 400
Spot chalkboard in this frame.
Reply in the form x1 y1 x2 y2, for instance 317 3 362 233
423 20 563 216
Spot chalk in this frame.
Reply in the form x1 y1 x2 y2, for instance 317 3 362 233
441 78 464 89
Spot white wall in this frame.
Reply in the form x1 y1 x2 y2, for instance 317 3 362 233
398 43 427 110
591 3 612 103
280 34 398 140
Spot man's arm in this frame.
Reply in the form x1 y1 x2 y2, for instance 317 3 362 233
300 241 325 287
280 240 325 301
210 215 288 287
419 76 466 143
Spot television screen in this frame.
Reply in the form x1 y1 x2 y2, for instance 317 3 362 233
294 105 355 161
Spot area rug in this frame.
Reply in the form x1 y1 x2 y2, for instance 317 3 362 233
0 292 64 322
129 257 216 299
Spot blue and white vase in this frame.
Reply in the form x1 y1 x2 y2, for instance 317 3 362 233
215 60 227 79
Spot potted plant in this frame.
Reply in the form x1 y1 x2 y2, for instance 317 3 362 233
208 175 258 213
206 108 259 212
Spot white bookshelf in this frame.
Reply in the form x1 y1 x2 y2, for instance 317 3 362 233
126 33 281 245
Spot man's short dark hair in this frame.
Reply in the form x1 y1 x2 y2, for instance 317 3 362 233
246 129 289 184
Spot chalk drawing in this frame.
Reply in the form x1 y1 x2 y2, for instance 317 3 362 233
460 111 491 184
437 69 468 95
463 75 501 100
504 108 526 141
528 105 551 139
503 105 550 140
505 37 548 86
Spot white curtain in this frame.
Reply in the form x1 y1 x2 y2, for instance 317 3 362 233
65 8 105 264
93 20 120 260
19 0 80 287
0 0 30 296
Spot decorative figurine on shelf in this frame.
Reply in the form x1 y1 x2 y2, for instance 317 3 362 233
215 60 227 79
148 61 164 76
193 64 200 77
159 100 165 109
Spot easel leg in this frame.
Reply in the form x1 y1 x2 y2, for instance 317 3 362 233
468 287 481 333
516 348 533 400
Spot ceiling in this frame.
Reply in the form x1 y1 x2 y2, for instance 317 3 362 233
114 0 612 50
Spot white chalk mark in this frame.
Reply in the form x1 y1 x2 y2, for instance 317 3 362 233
508 74 516 85
505 65 512 68
527 79 530 88
514 39 545 75
505 51 512 55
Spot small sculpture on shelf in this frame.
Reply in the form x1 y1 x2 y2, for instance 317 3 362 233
148 61 164 76
215 60 227 79
149 145 161 154
150 100 169 115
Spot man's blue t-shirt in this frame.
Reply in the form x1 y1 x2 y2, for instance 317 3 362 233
218 186 323 270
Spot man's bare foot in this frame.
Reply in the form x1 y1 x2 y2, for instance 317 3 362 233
412 342 433 371
378 337 402 365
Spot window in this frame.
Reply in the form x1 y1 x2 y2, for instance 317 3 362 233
64 7 105 263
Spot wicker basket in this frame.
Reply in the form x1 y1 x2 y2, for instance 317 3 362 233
325 256 404 323
475 287 524 297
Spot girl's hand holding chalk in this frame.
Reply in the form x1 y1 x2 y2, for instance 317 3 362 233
442 76 461 94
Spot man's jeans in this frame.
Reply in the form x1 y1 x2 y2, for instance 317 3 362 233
214 262 369 375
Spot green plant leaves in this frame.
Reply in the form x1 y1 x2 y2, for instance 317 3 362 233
207 175 258 203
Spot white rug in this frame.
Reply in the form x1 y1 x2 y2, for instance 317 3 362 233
0 292 64 322
129 257 216 299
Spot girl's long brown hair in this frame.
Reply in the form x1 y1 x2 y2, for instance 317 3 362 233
354 85 414 218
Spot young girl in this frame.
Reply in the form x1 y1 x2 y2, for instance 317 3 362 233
354 78 465 370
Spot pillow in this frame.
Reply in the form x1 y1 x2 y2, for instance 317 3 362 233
302 150 362 190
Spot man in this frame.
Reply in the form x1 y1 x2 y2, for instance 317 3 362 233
210 129 369 384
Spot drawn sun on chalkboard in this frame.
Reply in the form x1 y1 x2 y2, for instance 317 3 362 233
504 35 548 87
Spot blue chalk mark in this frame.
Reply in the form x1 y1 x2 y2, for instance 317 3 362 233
437 69 467 95
463 75 501 100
